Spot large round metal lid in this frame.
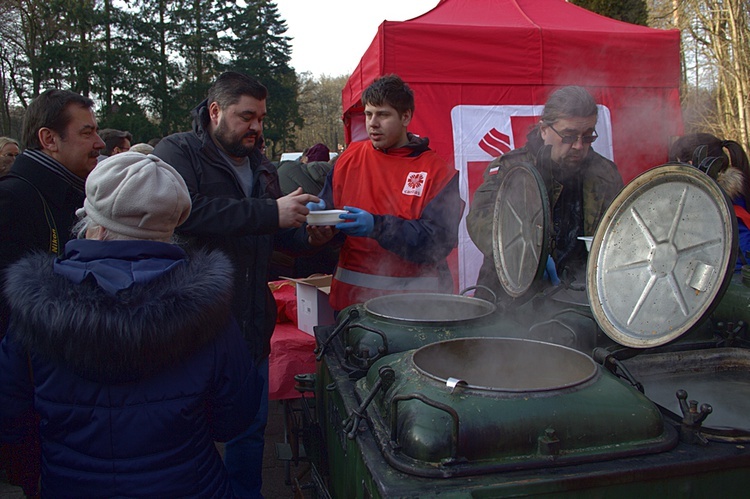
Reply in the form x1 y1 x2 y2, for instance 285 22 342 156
491 162 550 297
587 164 737 348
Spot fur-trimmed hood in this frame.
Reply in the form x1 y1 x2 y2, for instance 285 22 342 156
718 166 746 201
4 242 235 383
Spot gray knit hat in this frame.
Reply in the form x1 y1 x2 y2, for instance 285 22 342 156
79 152 191 239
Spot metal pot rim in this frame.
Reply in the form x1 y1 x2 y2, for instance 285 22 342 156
363 293 497 323
411 337 598 393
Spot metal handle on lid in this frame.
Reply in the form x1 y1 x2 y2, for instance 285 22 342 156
390 393 461 462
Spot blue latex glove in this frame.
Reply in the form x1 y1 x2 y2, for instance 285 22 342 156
543 255 561 286
306 199 326 212
335 206 374 237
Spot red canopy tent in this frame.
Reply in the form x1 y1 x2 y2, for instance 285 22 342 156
341 0 683 290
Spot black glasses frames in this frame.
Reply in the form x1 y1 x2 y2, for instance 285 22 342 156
547 123 598 144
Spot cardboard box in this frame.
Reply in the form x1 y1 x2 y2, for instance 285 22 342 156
283 275 335 335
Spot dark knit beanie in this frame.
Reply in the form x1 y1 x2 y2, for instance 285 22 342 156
306 143 330 162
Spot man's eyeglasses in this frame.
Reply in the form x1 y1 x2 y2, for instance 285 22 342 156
547 123 598 144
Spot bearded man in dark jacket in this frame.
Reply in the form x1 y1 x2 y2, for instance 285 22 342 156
467 86 623 301
153 71 332 498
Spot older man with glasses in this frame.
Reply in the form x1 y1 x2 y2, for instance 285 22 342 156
467 85 623 301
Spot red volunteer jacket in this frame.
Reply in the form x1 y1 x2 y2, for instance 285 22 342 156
329 139 460 310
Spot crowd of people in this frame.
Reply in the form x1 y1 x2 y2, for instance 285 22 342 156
0 70 748 498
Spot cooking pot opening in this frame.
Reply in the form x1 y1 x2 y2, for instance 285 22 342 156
413 338 597 392
364 293 496 323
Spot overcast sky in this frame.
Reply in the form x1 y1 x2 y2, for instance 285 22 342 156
273 0 440 78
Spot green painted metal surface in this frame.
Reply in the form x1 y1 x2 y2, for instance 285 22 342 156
357 341 672 470
335 294 523 371
315 339 750 499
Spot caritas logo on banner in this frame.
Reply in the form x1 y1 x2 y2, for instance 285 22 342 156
450 104 614 291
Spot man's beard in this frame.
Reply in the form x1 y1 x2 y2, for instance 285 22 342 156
213 121 257 157
556 153 585 181
550 157 583 183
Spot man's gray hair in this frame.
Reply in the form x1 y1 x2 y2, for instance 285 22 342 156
541 86 598 124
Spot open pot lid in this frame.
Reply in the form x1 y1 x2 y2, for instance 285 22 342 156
491 162 550 297
587 164 737 348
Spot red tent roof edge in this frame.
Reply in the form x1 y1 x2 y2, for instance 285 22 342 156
341 0 681 114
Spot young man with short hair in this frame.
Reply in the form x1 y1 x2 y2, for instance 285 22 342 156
311 74 463 310
97 128 133 160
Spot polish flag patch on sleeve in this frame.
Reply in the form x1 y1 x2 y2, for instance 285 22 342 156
402 172 427 197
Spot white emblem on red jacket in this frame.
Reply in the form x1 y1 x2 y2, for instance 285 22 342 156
402 172 427 197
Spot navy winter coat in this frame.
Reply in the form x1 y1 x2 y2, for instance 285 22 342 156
0 240 261 498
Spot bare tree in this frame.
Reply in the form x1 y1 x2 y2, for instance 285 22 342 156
293 73 347 155
651 0 750 146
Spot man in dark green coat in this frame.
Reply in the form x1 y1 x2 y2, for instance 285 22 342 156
467 86 623 300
